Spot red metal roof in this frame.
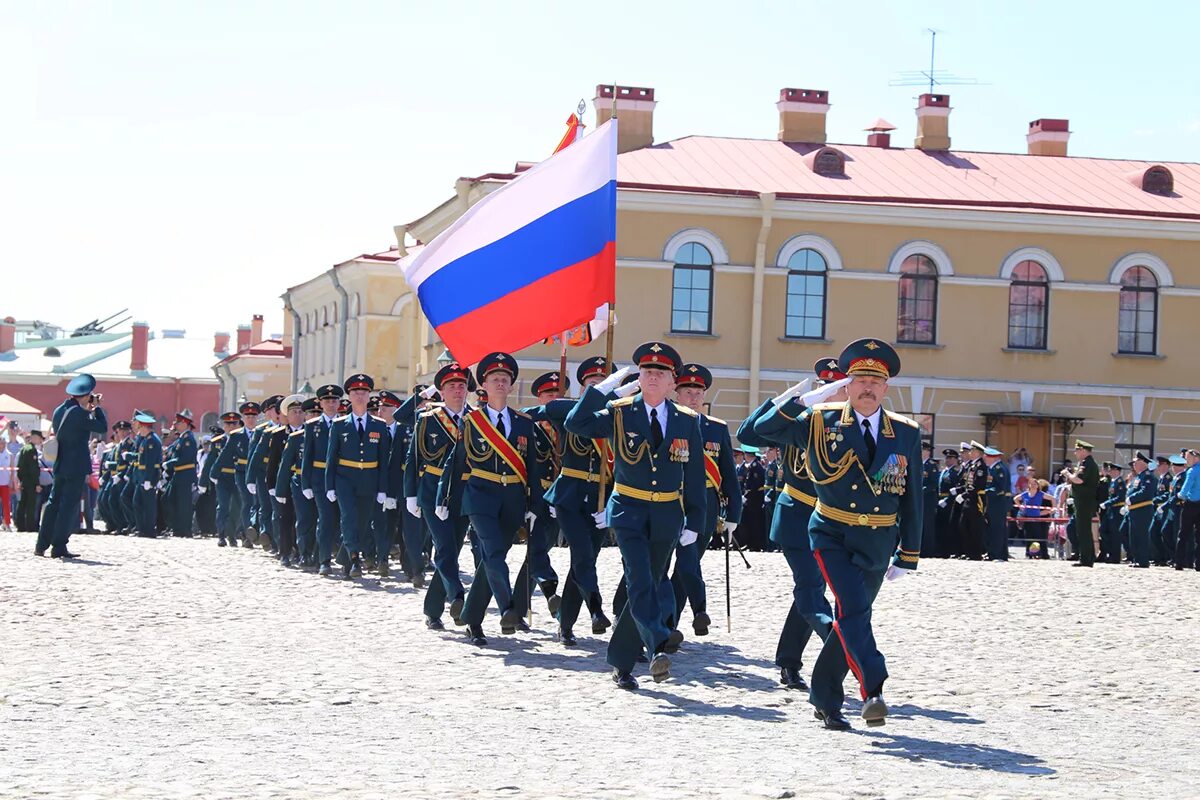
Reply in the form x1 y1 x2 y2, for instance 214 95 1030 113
611 137 1200 220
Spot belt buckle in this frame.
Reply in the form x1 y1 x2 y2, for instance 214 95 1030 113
650 491 661 502
857 513 869 526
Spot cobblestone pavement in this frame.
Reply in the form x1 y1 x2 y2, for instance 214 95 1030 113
3 531 1199 799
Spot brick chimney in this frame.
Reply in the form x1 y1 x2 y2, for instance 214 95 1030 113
1027 118 1070 157
593 85 656 153
777 88 830 144
236 324 252 353
250 314 264 344
130 322 149 372
915 93 951 151
0 317 14 354
865 118 896 148
213 331 230 357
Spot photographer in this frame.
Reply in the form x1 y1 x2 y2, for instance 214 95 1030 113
34 374 108 558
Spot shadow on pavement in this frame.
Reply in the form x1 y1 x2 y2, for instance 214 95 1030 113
861 731 1055 775
886 703 985 725
639 687 789 721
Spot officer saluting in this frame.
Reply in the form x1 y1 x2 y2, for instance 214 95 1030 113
325 374 392 578
754 338 923 730
566 341 707 690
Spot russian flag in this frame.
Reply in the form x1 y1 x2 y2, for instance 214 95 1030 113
403 119 617 367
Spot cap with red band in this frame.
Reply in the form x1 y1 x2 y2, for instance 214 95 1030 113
675 363 711 390
632 341 681 373
531 371 569 396
576 356 611 383
813 356 846 382
343 373 375 392
475 352 519 383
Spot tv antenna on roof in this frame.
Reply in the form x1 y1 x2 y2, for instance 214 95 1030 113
889 29 986 94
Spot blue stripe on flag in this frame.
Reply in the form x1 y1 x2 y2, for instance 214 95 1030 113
416 181 616 328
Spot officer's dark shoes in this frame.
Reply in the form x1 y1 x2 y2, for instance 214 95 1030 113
318 562 331 577
378 562 390 578
499 607 521 630
242 537 253 549
862 694 888 727
425 616 444 631
348 557 362 579
363 558 377 573
449 597 465 626
467 625 487 647
693 612 711 636
515 619 531 633
612 670 638 691
649 652 671 683
217 538 227 547
557 626 577 647
1072 562 1092 568
546 594 562 615
246 526 258 543
591 611 612 634
663 629 684 654
815 708 852 731
51 550 78 559
34 548 46 557
780 667 808 691
413 572 426 589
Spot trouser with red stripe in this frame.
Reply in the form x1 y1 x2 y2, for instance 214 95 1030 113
810 545 887 713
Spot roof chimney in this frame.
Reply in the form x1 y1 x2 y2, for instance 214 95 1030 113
865 118 896 148
0 317 14 355
594 85 656 153
236 324 251 353
214 331 230 357
130 322 149 372
1027 118 1069 157
915 94 951 151
250 314 264 345
777 88 830 144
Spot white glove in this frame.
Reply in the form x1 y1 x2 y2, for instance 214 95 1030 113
771 378 811 408
548 506 557 519
406 497 421 517
209 476 217 485
525 511 537 530
435 506 449 521
592 510 607 528
384 497 397 510
302 488 314 500
679 529 699 547
247 483 257 496
326 489 337 503
885 564 906 582
275 496 287 505
938 498 948 508
594 366 633 395
613 379 640 398
376 492 387 506
723 520 738 536
268 488 276 497
156 480 165 490
420 384 440 399
142 481 151 490
198 486 207 495
799 377 852 408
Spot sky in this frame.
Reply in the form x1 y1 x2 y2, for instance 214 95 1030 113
2 0 1197 338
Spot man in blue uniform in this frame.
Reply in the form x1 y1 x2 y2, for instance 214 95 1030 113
936 450 961 558
739 356 842 691
101 421 133 533
405 365 475 627
326 374 392 578
669 363 741 637
1122 452 1156 568
266 394 307 567
225 401 259 548
1175 449 1200 571
539 357 614 646
513 371 566 621
246 395 284 552
163 411 198 536
921 443 939 557
391 385 436 585
301 385 344 574
131 411 162 538
566 342 707 689
441 353 546 644
1098 462 1127 564
35 373 109 558
983 446 1012 561
754 338 923 730
204 411 242 546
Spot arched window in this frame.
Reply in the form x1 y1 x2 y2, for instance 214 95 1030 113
784 248 827 339
1118 266 1157 355
1007 260 1049 349
671 242 713 334
897 254 938 344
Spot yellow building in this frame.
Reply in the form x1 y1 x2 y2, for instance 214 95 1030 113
297 84 1200 471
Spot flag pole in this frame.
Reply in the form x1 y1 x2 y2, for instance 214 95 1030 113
598 83 618 517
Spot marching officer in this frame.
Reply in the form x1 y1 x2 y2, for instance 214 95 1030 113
983 446 1012 561
566 342 707 690
302 384 344 575
441 353 546 645
1062 440 1100 567
224 401 259 547
405 364 476 627
762 446 780 552
268 394 307 567
669 362 742 637
163 411 198 536
754 338 923 730
1122 452 1156 568
371 389 408 578
206 411 244 546
538 357 615 646
131 411 162 538
738 356 841 691
325 374 392 578
246 395 283 552
391 385 435 585
514 371 566 621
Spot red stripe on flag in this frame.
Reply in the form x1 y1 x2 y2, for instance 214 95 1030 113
436 241 616 366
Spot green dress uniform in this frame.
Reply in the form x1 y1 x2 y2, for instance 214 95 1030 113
132 414 162 538
753 339 922 725
302 384 345 572
163 414 197 536
1098 466 1126 563
921 455 939 557
984 451 1012 560
1121 454 1156 567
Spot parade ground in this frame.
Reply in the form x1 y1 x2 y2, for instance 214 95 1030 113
3 532 1198 800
